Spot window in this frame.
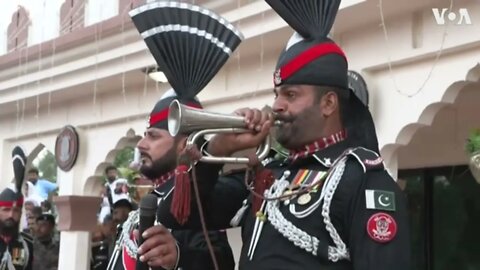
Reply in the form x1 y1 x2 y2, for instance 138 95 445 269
400 165 480 270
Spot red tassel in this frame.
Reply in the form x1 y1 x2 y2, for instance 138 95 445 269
171 165 191 225
252 168 274 214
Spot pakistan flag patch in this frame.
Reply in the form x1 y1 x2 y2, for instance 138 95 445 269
365 190 396 211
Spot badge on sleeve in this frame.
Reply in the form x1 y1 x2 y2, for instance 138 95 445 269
365 189 395 211
367 213 397 243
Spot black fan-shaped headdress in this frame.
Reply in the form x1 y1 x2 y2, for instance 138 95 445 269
0 147 27 207
266 0 347 89
129 1 244 99
130 2 244 226
265 0 341 40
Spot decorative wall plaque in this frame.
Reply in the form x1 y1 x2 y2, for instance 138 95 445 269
55 125 79 172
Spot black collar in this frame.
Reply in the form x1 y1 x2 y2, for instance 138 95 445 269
153 178 174 197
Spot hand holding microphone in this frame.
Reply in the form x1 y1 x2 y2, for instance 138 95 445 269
136 194 179 270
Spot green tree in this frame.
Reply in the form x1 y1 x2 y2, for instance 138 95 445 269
114 147 134 169
37 151 57 182
113 147 138 195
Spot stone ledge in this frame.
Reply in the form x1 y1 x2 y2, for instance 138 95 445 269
53 196 102 231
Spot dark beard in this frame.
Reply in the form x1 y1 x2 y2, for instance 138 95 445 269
140 145 178 179
274 105 321 149
0 218 19 238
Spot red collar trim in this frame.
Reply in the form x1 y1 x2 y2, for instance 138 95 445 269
288 130 347 161
153 170 176 188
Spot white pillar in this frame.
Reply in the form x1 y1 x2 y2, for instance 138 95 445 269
58 232 92 270
54 127 100 270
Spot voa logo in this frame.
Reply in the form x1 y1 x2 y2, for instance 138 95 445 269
432 8 472 25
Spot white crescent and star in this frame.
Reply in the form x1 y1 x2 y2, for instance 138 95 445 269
378 194 391 207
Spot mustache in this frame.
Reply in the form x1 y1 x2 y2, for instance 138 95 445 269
275 114 295 123
3 218 16 225
140 152 152 161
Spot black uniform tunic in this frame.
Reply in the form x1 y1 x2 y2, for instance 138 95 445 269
0 232 33 270
108 177 235 270
157 139 411 270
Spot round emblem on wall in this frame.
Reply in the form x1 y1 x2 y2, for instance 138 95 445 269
55 125 79 172
366 212 397 243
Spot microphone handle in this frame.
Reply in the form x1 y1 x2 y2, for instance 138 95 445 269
136 214 156 270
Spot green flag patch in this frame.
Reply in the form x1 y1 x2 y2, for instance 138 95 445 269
365 190 396 211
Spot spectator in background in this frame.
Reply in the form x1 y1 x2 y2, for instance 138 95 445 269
41 200 53 214
23 200 36 214
91 215 116 270
24 206 42 235
32 213 59 270
111 196 134 227
105 166 118 184
98 166 121 223
27 168 58 201
22 200 38 232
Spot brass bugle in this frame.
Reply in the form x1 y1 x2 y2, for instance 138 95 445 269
168 100 283 164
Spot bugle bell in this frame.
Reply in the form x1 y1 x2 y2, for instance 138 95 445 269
168 100 280 164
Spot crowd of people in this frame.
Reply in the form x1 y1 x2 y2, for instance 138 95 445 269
0 167 59 270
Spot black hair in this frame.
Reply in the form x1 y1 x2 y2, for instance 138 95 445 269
31 206 43 217
36 214 55 226
41 200 52 210
113 199 133 211
28 168 39 175
104 165 117 175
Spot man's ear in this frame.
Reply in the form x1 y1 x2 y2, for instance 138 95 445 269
320 91 339 117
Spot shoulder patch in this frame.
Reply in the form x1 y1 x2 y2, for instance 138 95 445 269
347 147 384 172
366 212 397 243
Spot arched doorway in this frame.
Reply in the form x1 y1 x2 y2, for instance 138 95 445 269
389 67 480 270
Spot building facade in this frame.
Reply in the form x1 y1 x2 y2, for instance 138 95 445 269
0 0 479 269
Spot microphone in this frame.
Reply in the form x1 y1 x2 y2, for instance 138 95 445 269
136 194 158 270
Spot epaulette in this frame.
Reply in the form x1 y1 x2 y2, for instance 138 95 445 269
20 231 33 243
346 147 384 172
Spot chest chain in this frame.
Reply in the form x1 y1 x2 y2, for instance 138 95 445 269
260 156 351 262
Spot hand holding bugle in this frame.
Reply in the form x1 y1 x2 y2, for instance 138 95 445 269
168 100 283 164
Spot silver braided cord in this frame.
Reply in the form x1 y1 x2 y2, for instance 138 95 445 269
0 250 15 270
120 210 140 258
264 151 353 262
266 178 321 255
321 156 350 261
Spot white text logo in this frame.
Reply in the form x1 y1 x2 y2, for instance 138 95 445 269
432 8 472 25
